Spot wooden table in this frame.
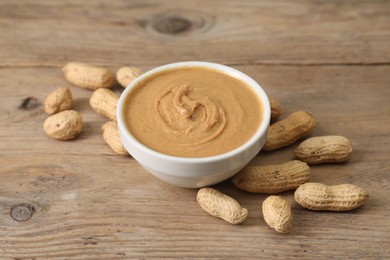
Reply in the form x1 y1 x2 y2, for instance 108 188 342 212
1 0 389 259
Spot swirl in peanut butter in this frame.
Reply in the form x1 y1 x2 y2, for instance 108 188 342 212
123 67 262 158
155 84 227 145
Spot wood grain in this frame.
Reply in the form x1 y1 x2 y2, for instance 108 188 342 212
0 0 389 67
0 0 389 259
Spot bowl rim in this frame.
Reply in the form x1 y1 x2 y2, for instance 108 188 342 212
117 61 271 163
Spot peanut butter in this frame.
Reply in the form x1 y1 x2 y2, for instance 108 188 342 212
122 67 263 157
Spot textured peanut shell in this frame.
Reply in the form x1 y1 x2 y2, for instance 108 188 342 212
90 88 118 121
197 188 248 224
294 182 369 211
102 121 128 156
263 111 316 151
62 62 116 90
295 135 352 164
44 87 73 115
269 97 283 121
43 110 83 140
116 66 142 88
262 196 292 233
233 160 310 193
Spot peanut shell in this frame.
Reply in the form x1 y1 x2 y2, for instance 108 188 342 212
116 66 142 88
43 110 83 140
295 135 352 164
294 182 369 211
102 121 128 156
263 111 316 151
233 160 310 193
262 195 292 233
269 97 283 121
197 187 248 224
44 86 73 115
90 88 118 121
62 62 116 90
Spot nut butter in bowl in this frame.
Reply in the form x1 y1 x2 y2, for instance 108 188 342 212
117 61 271 188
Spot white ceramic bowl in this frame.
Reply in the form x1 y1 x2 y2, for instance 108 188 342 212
117 61 271 188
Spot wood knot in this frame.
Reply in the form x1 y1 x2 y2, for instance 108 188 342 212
147 10 214 36
19 96 40 110
11 204 35 222
153 16 192 34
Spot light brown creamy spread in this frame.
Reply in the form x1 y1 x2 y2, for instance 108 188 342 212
123 67 263 158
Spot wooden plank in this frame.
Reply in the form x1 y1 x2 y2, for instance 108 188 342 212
0 0 389 67
0 65 389 258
